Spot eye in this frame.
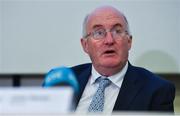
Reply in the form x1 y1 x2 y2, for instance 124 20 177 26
93 29 105 38
113 28 123 34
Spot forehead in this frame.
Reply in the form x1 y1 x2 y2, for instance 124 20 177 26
87 7 126 30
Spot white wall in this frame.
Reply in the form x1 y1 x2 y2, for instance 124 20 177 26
126 1 180 73
0 0 180 74
0 1 2 72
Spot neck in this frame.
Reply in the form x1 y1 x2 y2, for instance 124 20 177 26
94 62 127 77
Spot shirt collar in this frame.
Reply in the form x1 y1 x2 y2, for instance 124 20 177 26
90 66 101 85
90 62 128 88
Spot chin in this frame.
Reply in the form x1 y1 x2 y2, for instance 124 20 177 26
100 61 121 68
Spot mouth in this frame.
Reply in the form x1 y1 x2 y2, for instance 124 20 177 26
103 50 116 55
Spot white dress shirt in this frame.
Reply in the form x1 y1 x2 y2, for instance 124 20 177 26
76 62 128 114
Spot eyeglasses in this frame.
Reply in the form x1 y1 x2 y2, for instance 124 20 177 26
84 25 128 40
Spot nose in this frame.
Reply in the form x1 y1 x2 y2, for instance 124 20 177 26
103 31 115 45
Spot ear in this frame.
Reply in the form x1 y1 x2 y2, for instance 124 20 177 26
127 35 132 50
81 38 89 53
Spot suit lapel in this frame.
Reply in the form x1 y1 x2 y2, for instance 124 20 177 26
113 63 145 111
75 64 92 108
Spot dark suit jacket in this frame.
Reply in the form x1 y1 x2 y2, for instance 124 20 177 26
71 62 175 112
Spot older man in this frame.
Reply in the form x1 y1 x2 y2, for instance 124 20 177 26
70 6 175 114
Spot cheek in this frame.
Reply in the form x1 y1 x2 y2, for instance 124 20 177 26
117 41 130 55
89 45 101 57
87 42 102 60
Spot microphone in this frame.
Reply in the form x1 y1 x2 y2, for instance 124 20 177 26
43 66 79 111
43 66 79 94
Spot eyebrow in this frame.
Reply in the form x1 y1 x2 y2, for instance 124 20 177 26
92 25 104 30
112 23 123 28
92 23 123 30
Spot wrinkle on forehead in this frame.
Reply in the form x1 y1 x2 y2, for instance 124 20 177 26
86 6 127 30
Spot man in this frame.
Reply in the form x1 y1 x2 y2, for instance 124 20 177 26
70 6 175 114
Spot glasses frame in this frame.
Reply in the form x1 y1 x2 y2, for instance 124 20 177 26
84 26 129 40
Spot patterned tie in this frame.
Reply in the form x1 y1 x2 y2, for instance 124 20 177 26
88 77 111 112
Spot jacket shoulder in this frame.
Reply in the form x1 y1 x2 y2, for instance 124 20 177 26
70 63 92 77
131 65 175 89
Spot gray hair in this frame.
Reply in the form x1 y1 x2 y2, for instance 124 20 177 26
82 10 131 38
82 14 90 38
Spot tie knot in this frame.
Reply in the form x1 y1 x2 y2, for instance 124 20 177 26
98 78 111 88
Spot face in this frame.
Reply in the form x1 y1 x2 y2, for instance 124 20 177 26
81 7 132 74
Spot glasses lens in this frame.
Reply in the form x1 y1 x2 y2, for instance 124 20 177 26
111 26 125 38
93 28 106 39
